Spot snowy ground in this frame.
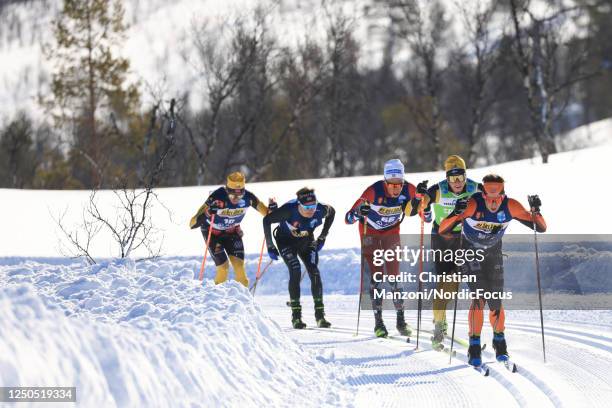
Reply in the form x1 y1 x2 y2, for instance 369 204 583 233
1 257 611 407
259 294 612 407
0 259 354 407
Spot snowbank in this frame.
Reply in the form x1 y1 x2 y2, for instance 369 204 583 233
0 259 355 407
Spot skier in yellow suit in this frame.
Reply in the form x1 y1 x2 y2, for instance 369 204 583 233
190 172 275 287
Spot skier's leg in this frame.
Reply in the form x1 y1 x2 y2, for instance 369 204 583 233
279 240 305 328
228 256 248 287
299 246 330 328
226 234 248 287
487 247 508 360
214 261 230 285
201 231 230 285
466 254 486 366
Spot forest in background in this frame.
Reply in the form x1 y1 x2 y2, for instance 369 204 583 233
0 0 610 189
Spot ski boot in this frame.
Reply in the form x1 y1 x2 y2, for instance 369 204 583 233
468 335 482 367
374 311 388 338
492 332 509 362
431 320 447 351
290 299 306 329
314 298 331 328
396 310 412 337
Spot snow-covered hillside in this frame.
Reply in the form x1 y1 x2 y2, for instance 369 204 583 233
1 131 610 259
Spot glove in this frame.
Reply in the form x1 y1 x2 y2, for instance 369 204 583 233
312 236 326 252
452 198 468 216
357 201 371 218
267 245 279 261
268 199 278 212
422 206 432 223
416 180 429 197
527 195 541 213
207 200 222 215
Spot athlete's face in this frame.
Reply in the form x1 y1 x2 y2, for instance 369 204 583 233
484 195 504 212
227 187 245 205
448 174 466 193
483 182 505 212
298 202 317 218
385 178 403 198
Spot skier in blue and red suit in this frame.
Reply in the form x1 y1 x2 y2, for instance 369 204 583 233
345 158 424 338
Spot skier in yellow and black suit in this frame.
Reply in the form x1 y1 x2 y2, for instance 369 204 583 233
190 172 275 287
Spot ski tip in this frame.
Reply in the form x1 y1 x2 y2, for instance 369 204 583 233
512 364 518 373
406 337 411 343
484 368 490 376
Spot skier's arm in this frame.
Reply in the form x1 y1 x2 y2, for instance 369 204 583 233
189 192 219 229
248 192 270 216
438 198 477 234
508 198 547 232
426 184 440 204
345 186 375 224
404 183 421 216
262 204 293 245
423 183 440 222
319 205 336 239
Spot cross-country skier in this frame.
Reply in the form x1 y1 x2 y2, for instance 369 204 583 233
263 187 335 329
345 158 423 338
439 174 546 367
418 155 482 350
190 172 274 287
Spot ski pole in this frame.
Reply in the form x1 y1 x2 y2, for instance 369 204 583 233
355 215 368 337
449 234 463 364
255 237 266 281
198 214 216 281
416 209 425 350
530 199 546 363
250 259 273 296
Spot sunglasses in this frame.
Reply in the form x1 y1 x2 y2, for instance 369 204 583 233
300 202 317 211
227 188 245 199
483 193 505 206
448 174 466 183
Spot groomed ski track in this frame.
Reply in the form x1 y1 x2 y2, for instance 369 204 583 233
258 295 612 407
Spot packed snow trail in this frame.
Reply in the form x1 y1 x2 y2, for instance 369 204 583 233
257 295 612 407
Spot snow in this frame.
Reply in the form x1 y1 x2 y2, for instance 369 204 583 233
0 75 611 406
1 137 612 406
2 255 610 406
0 259 355 406
1 118 611 259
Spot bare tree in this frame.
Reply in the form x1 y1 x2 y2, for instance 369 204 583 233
387 0 451 169
318 2 365 177
508 0 597 162
54 99 177 263
454 0 501 165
